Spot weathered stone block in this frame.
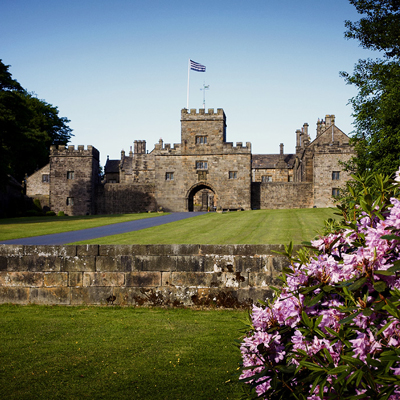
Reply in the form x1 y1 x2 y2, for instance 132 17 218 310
120 256 138 271
61 256 96 272
125 272 161 287
6 256 22 271
58 246 77 257
161 271 171 286
234 256 263 273
136 255 176 271
69 272 83 287
99 245 135 257
24 256 61 272
96 256 121 272
171 272 223 288
76 245 99 256
83 272 125 287
0 257 7 271
175 256 204 272
29 287 71 305
248 272 275 288
0 287 30 304
203 254 236 273
23 245 60 257
0 271 43 287
44 272 68 287
70 287 115 305
0 245 23 256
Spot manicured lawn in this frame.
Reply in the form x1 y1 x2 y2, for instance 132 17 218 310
0 213 167 241
72 208 339 245
0 305 247 400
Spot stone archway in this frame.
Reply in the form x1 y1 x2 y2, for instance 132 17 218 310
186 183 217 212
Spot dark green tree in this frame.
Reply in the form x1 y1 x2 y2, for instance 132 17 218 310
342 0 400 175
0 59 72 187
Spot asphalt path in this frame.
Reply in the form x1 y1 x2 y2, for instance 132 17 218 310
0 212 206 245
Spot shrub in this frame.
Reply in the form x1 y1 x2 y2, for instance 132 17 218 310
45 211 56 216
33 198 42 211
57 211 66 217
239 169 400 399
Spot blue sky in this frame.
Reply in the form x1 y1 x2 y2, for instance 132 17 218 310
1 0 376 167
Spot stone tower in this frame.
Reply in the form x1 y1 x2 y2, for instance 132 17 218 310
49 145 100 216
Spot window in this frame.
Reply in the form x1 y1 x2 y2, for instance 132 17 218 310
288 176 293 182
262 175 272 183
166 172 174 181
67 171 75 180
332 188 340 197
42 174 49 183
332 171 340 180
196 136 207 144
196 161 208 170
229 171 237 179
66 197 74 206
197 171 207 181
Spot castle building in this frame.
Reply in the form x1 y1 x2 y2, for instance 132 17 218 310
26 108 353 215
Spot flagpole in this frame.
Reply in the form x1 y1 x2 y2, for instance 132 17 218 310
186 59 190 109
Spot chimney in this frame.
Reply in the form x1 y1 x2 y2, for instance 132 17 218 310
280 143 284 157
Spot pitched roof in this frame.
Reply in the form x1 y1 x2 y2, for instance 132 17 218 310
104 159 120 174
252 154 296 169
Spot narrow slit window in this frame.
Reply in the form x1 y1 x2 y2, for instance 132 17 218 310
67 171 75 180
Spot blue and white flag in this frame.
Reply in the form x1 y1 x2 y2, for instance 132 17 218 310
190 60 206 72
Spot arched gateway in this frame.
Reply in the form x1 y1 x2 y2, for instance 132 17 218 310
186 183 217 212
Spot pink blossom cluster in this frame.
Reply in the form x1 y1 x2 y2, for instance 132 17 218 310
240 193 400 398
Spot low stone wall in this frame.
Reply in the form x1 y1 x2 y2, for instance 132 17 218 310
0 244 296 308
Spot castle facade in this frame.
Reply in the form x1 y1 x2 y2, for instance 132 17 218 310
26 108 354 215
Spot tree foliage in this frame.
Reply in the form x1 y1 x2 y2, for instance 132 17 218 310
342 1 400 175
0 59 72 187
345 0 400 58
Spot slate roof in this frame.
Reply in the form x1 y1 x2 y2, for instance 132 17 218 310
252 154 296 169
104 159 120 174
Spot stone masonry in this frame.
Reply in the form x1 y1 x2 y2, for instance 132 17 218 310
0 244 294 308
25 109 354 215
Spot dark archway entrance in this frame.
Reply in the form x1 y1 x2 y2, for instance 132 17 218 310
187 184 217 212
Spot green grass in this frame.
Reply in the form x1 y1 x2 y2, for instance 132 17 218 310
0 305 247 399
71 208 338 245
0 213 168 241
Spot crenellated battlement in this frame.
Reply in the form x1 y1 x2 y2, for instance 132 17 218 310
181 108 225 121
223 141 252 153
50 144 99 160
153 139 181 154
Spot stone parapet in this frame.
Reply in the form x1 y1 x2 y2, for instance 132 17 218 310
0 244 297 308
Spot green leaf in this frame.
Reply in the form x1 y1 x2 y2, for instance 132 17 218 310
362 308 373 316
328 365 350 374
373 280 388 292
348 276 368 291
301 311 313 328
307 292 325 307
339 310 362 324
299 361 324 371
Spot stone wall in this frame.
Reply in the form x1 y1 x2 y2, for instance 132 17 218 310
25 164 50 208
0 244 294 308
256 182 314 209
49 145 100 216
95 183 157 214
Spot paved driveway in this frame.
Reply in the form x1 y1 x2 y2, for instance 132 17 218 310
0 212 205 245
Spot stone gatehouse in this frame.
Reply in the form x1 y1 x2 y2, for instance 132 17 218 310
26 108 354 215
